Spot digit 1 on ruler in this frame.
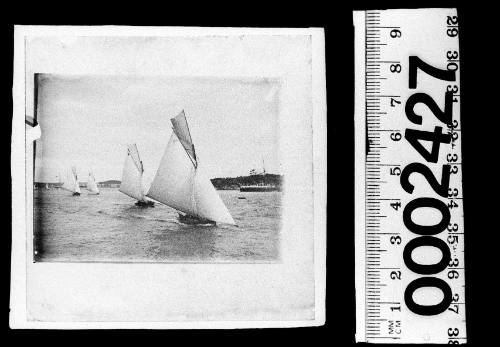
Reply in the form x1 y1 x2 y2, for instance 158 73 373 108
354 8 466 344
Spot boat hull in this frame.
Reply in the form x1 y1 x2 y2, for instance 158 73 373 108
239 186 280 192
72 192 81 196
135 200 155 207
178 213 215 226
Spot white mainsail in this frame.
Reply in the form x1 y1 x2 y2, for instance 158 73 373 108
87 171 100 194
146 111 235 225
61 167 81 194
119 144 147 202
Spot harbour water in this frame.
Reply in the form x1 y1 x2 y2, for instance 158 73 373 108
34 188 281 262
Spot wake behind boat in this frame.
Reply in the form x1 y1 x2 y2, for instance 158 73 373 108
146 110 235 226
119 144 154 207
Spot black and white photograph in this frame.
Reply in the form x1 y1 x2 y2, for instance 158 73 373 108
5 5 493 343
33 74 282 263
10 27 326 328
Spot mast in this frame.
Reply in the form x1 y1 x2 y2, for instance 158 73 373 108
135 144 144 173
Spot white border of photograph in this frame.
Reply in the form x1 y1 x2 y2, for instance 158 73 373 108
11 26 326 328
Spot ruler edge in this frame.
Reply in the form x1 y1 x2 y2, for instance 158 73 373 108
353 8 466 344
353 10 366 343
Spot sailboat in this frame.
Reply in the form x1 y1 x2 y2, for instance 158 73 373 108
61 166 81 196
119 144 154 207
87 171 100 195
56 173 63 189
146 110 236 226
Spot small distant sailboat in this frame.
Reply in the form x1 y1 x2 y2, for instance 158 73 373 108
87 171 100 195
45 183 50 190
146 110 235 226
61 166 81 196
57 173 64 189
119 144 154 207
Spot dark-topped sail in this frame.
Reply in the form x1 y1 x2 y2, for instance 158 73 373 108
171 110 197 167
146 111 235 225
127 144 144 173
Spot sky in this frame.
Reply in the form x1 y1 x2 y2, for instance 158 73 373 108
34 74 280 183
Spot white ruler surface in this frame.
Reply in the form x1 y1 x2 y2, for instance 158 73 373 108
354 8 466 344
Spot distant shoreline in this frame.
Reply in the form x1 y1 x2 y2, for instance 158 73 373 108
211 173 283 191
35 173 284 191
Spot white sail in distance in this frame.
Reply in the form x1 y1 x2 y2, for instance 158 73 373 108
87 171 100 194
72 167 81 194
61 167 81 194
119 144 147 201
146 111 235 225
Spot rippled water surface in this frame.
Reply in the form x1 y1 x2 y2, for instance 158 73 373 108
34 188 281 262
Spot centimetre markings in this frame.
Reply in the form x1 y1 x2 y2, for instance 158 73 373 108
358 8 466 344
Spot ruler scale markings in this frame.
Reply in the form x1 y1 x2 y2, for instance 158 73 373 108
355 8 466 344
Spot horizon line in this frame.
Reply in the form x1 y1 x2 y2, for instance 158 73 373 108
35 172 284 184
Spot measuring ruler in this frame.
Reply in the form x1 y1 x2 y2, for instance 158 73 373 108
354 9 466 344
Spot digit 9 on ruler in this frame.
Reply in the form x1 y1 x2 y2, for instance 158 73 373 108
354 9 466 344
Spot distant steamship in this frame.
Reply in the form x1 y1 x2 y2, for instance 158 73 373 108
239 184 280 192
239 162 281 192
